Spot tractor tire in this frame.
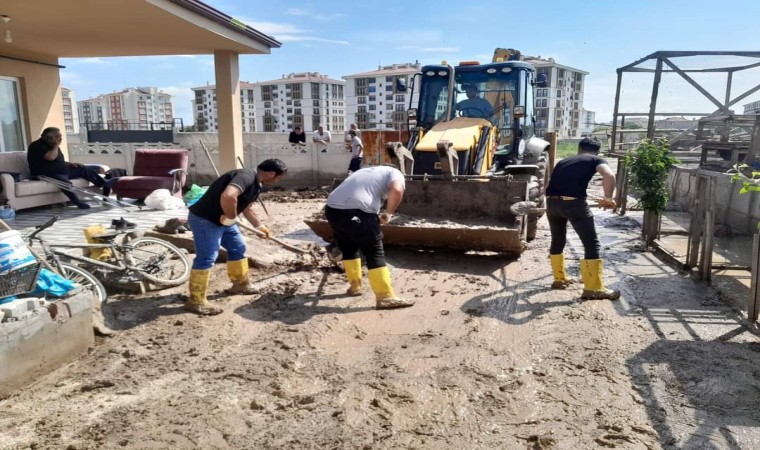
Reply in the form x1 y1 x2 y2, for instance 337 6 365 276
535 150 549 192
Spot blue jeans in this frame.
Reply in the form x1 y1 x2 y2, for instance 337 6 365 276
188 212 247 270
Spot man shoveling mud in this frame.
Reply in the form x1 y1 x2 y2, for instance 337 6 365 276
324 148 414 309
185 159 287 315
545 137 620 300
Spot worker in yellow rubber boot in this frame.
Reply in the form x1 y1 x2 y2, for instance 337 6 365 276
186 159 288 315
324 147 414 309
545 137 620 300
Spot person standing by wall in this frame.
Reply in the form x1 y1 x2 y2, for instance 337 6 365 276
345 123 361 151
185 159 287 315
325 147 414 309
347 129 363 174
313 125 332 153
545 137 619 300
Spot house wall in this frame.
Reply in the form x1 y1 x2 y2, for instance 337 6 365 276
0 58 67 154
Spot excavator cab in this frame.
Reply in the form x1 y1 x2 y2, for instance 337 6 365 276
409 61 540 176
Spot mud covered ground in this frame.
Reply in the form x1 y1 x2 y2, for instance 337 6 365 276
3 186 760 449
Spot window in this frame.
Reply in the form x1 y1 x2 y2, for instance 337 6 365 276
0 78 25 152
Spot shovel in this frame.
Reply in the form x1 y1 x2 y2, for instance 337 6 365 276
236 220 307 254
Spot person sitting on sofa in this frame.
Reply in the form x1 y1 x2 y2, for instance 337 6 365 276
27 127 116 209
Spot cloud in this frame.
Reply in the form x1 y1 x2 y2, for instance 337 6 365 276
277 35 349 45
238 17 349 45
286 8 346 20
59 71 94 87
286 8 309 16
400 46 459 53
72 57 112 65
159 83 197 125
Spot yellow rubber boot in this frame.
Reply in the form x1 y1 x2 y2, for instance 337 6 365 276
226 258 258 295
580 259 620 300
185 269 223 315
550 254 576 289
367 266 414 309
343 258 364 296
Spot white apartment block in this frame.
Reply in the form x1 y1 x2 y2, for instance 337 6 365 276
192 82 257 132
580 109 595 136
252 73 345 133
343 63 420 131
60 86 80 134
743 100 760 115
524 57 588 139
78 87 173 130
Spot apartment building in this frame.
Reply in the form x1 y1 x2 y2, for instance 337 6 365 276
60 86 80 134
343 63 420 131
524 56 589 139
743 100 760 115
191 82 257 132
580 109 595 136
250 73 345 133
78 87 174 130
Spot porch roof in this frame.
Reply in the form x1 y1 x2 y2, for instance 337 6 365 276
0 0 280 62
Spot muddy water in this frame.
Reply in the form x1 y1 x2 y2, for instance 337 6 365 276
2 190 760 449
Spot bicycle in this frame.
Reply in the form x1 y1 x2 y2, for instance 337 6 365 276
25 216 191 303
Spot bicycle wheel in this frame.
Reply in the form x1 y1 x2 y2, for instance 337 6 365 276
127 237 191 286
58 262 108 304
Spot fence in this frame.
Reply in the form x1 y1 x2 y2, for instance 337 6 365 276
610 52 760 320
68 132 356 188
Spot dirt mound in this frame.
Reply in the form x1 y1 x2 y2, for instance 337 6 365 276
262 187 330 202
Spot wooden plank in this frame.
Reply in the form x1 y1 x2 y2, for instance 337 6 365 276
610 71 623 155
646 58 663 140
749 234 759 322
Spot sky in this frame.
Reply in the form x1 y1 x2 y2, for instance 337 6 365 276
59 0 760 127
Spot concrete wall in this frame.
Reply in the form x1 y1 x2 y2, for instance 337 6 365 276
668 166 760 234
0 293 93 398
0 58 66 153
69 131 353 188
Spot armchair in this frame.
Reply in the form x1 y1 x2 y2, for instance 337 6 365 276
113 149 189 201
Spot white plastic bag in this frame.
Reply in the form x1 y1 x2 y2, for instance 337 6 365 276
144 189 185 210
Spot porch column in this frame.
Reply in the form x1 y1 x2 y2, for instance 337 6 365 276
214 50 243 173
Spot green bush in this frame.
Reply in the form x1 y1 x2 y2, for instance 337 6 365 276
623 139 679 213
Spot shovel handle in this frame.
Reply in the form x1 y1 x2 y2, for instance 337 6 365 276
236 220 307 254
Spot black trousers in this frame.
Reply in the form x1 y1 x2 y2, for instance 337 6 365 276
39 166 106 204
348 157 362 172
325 206 386 269
546 198 600 260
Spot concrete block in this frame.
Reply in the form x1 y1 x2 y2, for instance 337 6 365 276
0 297 44 321
0 291 93 398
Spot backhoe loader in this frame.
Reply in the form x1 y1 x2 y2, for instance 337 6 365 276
306 49 552 254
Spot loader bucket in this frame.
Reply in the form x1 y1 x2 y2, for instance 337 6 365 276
305 175 532 254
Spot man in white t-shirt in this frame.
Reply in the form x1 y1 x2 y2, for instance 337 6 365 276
344 123 361 151
313 125 332 153
347 130 363 174
325 151 414 309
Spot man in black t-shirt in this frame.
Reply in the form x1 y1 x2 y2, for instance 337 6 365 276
288 127 306 147
27 127 114 209
185 159 287 315
545 137 620 300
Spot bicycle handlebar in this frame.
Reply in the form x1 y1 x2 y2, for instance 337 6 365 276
27 215 59 240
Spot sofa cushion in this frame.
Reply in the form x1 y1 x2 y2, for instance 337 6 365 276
114 176 179 199
15 178 90 197
0 152 32 178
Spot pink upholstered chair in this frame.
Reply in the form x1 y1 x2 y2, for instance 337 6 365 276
113 149 189 201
